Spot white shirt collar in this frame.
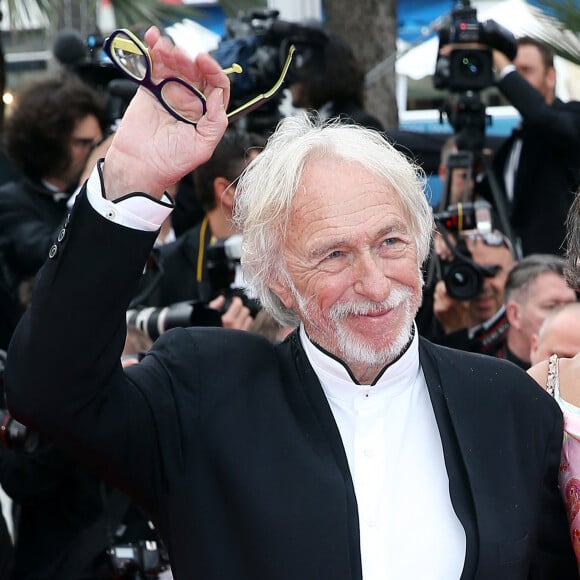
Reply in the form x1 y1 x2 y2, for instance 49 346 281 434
299 324 420 393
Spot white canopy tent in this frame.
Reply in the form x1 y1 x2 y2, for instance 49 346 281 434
165 19 222 58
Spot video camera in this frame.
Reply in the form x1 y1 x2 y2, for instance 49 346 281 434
433 0 516 154
53 28 138 131
211 9 328 132
434 200 503 301
434 0 516 92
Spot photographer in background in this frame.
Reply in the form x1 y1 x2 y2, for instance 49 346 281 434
437 135 479 206
482 36 580 257
289 32 384 131
130 128 263 335
0 74 106 351
427 226 516 357
503 254 576 369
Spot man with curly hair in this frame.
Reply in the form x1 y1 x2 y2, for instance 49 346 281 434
0 73 106 349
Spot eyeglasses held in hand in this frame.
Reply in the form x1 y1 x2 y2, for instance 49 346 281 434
103 28 296 125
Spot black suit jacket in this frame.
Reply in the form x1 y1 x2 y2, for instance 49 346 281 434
481 71 580 256
6 192 578 579
0 177 69 348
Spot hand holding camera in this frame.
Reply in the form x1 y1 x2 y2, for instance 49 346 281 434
433 279 471 334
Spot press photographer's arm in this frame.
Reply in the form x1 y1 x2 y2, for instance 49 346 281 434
4 27 229 495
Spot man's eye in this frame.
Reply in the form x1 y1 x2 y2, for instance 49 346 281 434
326 250 343 260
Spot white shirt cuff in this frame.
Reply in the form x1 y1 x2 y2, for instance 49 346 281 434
499 64 516 80
85 161 174 232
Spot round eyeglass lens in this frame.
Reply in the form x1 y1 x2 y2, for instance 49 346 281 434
111 32 148 81
160 80 206 124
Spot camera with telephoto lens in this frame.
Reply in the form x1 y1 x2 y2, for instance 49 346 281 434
126 300 223 342
108 540 169 579
435 201 502 301
211 9 328 132
433 0 516 92
204 234 261 316
127 235 260 341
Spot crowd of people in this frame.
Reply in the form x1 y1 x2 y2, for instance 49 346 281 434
0 16 577 580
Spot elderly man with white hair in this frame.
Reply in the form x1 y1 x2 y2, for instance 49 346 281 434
5 26 576 580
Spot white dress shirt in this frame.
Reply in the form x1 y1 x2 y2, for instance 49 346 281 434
301 326 466 580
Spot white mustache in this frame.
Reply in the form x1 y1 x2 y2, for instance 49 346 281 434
329 286 412 320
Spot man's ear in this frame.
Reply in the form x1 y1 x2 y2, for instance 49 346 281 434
268 276 295 311
213 177 235 209
546 66 556 95
505 300 521 328
530 332 539 360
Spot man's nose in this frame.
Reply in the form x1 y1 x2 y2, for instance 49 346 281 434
352 252 391 301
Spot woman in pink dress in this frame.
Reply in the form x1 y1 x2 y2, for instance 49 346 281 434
528 190 580 569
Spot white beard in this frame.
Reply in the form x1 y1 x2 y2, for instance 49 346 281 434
291 282 420 367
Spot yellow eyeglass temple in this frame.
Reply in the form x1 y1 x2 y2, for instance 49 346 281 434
110 34 244 78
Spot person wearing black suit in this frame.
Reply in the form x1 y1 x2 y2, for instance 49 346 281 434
482 37 580 257
0 74 105 350
5 27 578 579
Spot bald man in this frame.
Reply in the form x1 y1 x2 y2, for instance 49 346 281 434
530 302 580 365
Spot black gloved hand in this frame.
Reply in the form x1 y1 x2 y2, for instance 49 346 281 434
482 20 517 60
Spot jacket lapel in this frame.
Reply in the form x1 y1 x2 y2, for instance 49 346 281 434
279 333 480 579
419 339 479 579
277 332 363 580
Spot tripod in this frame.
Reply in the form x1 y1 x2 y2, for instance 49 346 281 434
423 91 520 295
437 90 518 255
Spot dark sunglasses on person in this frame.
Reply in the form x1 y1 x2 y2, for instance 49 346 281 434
460 230 511 249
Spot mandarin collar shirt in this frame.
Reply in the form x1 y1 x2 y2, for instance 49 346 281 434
300 326 466 579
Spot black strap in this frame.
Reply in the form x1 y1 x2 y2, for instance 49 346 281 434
50 486 132 580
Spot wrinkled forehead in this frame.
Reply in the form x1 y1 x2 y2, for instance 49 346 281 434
292 158 411 224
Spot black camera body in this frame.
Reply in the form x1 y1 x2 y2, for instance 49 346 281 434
439 243 500 301
434 201 500 301
211 9 327 131
213 9 327 96
434 2 493 92
108 540 168 579
434 0 516 93
127 236 260 341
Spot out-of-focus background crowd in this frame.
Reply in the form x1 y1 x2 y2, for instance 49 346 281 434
0 0 577 578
